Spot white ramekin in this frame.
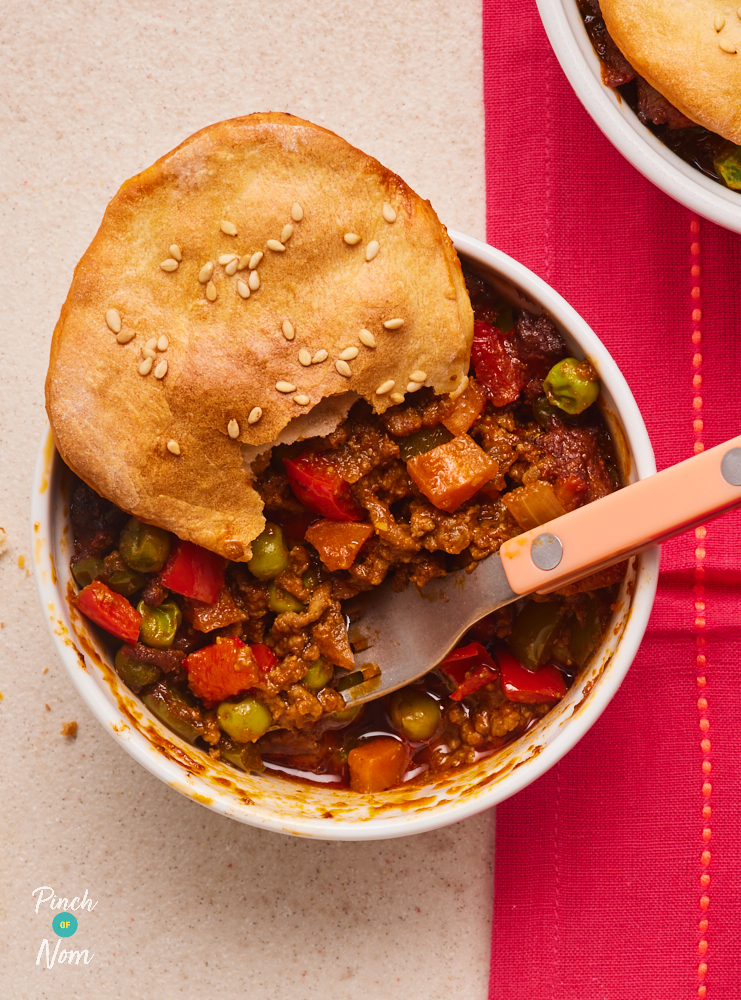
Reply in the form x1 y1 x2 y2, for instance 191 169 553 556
31 232 659 840
536 0 741 234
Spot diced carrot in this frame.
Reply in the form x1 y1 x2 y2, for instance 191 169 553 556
348 737 410 793
502 481 566 530
407 434 499 512
182 586 248 633
441 378 488 436
305 520 374 571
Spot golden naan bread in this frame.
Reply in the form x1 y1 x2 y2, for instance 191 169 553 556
46 113 473 560
601 0 741 143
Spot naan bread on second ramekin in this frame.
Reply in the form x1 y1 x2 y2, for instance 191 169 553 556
46 113 473 561
601 0 741 143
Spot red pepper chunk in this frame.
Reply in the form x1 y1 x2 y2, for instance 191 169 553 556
159 539 226 604
76 580 142 644
496 647 567 704
472 320 527 407
440 642 499 701
184 636 260 705
251 643 278 676
284 452 364 522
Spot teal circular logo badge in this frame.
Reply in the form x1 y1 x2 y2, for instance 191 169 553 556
52 912 78 937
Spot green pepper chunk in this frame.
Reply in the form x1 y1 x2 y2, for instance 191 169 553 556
507 601 565 670
389 688 441 741
114 647 160 692
494 299 515 334
217 738 266 772
267 581 305 614
136 598 181 649
543 358 600 416
248 523 290 581
303 658 334 692
71 557 105 588
398 425 453 461
335 670 364 692
714 143 741 190
217 697 272 743
119 518 171 573
302 566 320 591
141 682 201 743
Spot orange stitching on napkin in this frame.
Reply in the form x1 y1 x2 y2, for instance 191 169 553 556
690 217 711 999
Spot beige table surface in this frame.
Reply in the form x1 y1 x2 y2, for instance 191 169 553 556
0 3 490 997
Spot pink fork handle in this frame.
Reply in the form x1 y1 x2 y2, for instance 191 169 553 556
500 435 741 595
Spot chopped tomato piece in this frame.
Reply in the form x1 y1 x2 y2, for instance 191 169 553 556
472 320 527 407
439 641 499 701
441 378 488 436
184 636 259 705
348 737 410 793
407 434 499 512
251 643 278 675
159 539 226 604
182 586 248 633
305 519 374 571
496 647 567 704
284 452 364 521
76 579 142 644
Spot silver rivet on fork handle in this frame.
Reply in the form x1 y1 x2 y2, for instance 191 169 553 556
530 532 563 571
720 447 741 486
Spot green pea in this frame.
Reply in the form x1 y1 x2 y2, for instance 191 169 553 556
532 395 561 429
507 601 565 670
543 358 600 416
119 518 171 573
72 557 105 588
248 523 290 581
398 425 453 461
137 598 181 649
114 647 160 692
303 658 334 692
267 581 305 613
330 703 363 724
102 551 145 595
108 567 147 597
389 688 441 741
714 143 741 189
217 697 272 743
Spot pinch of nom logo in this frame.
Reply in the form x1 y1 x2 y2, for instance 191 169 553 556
32 886 96 968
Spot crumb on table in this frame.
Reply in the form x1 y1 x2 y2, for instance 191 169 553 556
60 721 78 737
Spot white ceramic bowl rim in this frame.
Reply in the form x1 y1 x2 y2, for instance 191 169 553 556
31 232 659 840
536 0 741 234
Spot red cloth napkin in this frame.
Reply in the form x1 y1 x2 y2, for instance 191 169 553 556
483 4 741 997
